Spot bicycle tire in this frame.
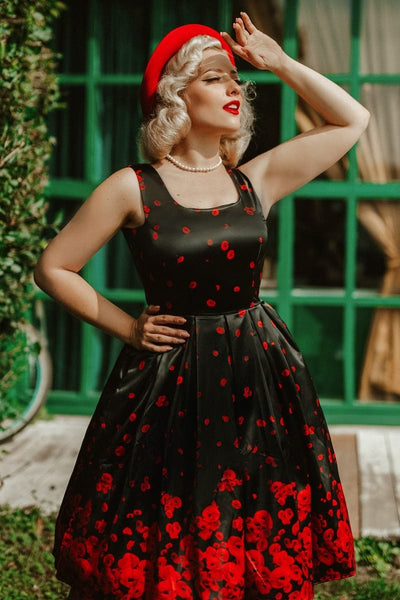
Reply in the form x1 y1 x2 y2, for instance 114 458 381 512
0 324 52 443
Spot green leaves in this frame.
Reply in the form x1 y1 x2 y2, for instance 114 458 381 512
0 506 68 599
0 0 64 405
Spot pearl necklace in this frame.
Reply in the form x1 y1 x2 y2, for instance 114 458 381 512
165 153 222 172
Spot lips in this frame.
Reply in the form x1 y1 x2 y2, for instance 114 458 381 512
223 101 240 115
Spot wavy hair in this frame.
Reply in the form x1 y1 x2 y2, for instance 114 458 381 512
139 35 255 166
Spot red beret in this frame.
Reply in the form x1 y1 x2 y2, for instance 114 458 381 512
140 24 235 118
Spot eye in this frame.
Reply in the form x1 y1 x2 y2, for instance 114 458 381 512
203 76 221 82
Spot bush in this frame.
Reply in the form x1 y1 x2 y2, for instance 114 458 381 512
0 1 64 406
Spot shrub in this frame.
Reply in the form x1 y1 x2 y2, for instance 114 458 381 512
0 1 64 407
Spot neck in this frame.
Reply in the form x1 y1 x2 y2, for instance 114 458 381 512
170 133 221 166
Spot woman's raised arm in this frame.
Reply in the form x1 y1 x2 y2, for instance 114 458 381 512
222 13 370 211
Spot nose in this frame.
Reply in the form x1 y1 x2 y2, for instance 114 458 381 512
228 79 241 95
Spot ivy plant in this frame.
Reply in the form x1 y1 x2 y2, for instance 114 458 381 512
0 1 64 409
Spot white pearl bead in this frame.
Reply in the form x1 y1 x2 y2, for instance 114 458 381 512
165 154 222 172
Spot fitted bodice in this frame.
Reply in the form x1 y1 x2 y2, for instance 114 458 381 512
123 164 268 315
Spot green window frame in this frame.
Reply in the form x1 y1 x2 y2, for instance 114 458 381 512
43 0 400 424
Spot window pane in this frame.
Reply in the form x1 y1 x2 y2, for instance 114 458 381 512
49 86 85 179
293 306 344 399
98 86 141 176
46 302 81 391
358 85 400 181
98 0 151 74
53 0 88 74
360 0 400 74
298 0 350 73
356 202 386 291
356 306 400 402
261 203 278 291
152 2 221 37
242 84 281 163
294 198 345 288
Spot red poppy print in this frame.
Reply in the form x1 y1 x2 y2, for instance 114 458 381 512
195 501 221 540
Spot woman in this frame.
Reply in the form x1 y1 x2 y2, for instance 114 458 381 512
35 13 369 600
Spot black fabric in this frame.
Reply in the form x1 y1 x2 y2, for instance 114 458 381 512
54 164 355 600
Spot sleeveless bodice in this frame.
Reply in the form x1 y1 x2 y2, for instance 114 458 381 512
123 164 268 315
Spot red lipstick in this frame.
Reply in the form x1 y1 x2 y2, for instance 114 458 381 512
223 101 240 115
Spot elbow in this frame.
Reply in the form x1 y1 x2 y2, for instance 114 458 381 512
355 107 371 133
33 260 47 292
34 255 54 293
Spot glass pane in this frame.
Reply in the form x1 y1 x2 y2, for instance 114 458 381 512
358 85 400 181
294 198 345 288
356 306 400 402
293 306 344 399
45 302 81 391
98 0 151 74
49 86 85 179
242 84 281 163
53 0 88 74
361 0 400 74
43 197 82 247
356 203 386 291
98 86 142 177
236 0 284 73
298 0 350 73
151 2 221 40
261 202 278 291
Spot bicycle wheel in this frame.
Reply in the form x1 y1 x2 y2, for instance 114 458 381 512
0 324 52 443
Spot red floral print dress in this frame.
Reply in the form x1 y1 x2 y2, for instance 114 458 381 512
53 164 355 600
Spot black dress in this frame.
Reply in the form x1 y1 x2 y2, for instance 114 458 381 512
54 164 355 600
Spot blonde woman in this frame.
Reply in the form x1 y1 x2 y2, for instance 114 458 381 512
35 13 369 600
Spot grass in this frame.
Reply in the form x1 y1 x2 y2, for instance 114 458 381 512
0 505 68 600
0 505 399 599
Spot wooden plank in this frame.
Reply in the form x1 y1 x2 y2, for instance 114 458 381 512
0 416 89 514
387 431 400 526
331 432 360 538
358 430 400 539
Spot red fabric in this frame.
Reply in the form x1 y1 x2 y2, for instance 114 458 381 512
140 24 235 118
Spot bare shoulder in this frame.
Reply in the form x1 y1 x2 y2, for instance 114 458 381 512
92 166 144 228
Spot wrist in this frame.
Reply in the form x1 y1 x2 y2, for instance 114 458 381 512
125 317 138 346
270 52 294 77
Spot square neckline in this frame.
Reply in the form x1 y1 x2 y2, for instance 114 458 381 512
148 164 243 212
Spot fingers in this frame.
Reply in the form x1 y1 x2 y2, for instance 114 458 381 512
144 304 161 315
233 19 248 46
240 11 256 33
132 305 190 353
221 31 248 59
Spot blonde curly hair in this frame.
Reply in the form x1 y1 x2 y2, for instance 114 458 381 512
139 35 255 166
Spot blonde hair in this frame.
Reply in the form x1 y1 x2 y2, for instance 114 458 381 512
139 35 255 166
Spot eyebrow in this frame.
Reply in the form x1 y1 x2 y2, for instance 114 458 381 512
202 67 239 75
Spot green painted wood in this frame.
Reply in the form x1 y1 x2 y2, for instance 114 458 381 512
276 0 299 329
42 0 400 420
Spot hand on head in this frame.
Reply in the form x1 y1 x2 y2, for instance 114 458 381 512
221 12 284 72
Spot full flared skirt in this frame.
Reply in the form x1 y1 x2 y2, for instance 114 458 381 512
54 301 355 600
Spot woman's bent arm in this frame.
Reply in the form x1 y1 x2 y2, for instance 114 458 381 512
34 167 188 351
